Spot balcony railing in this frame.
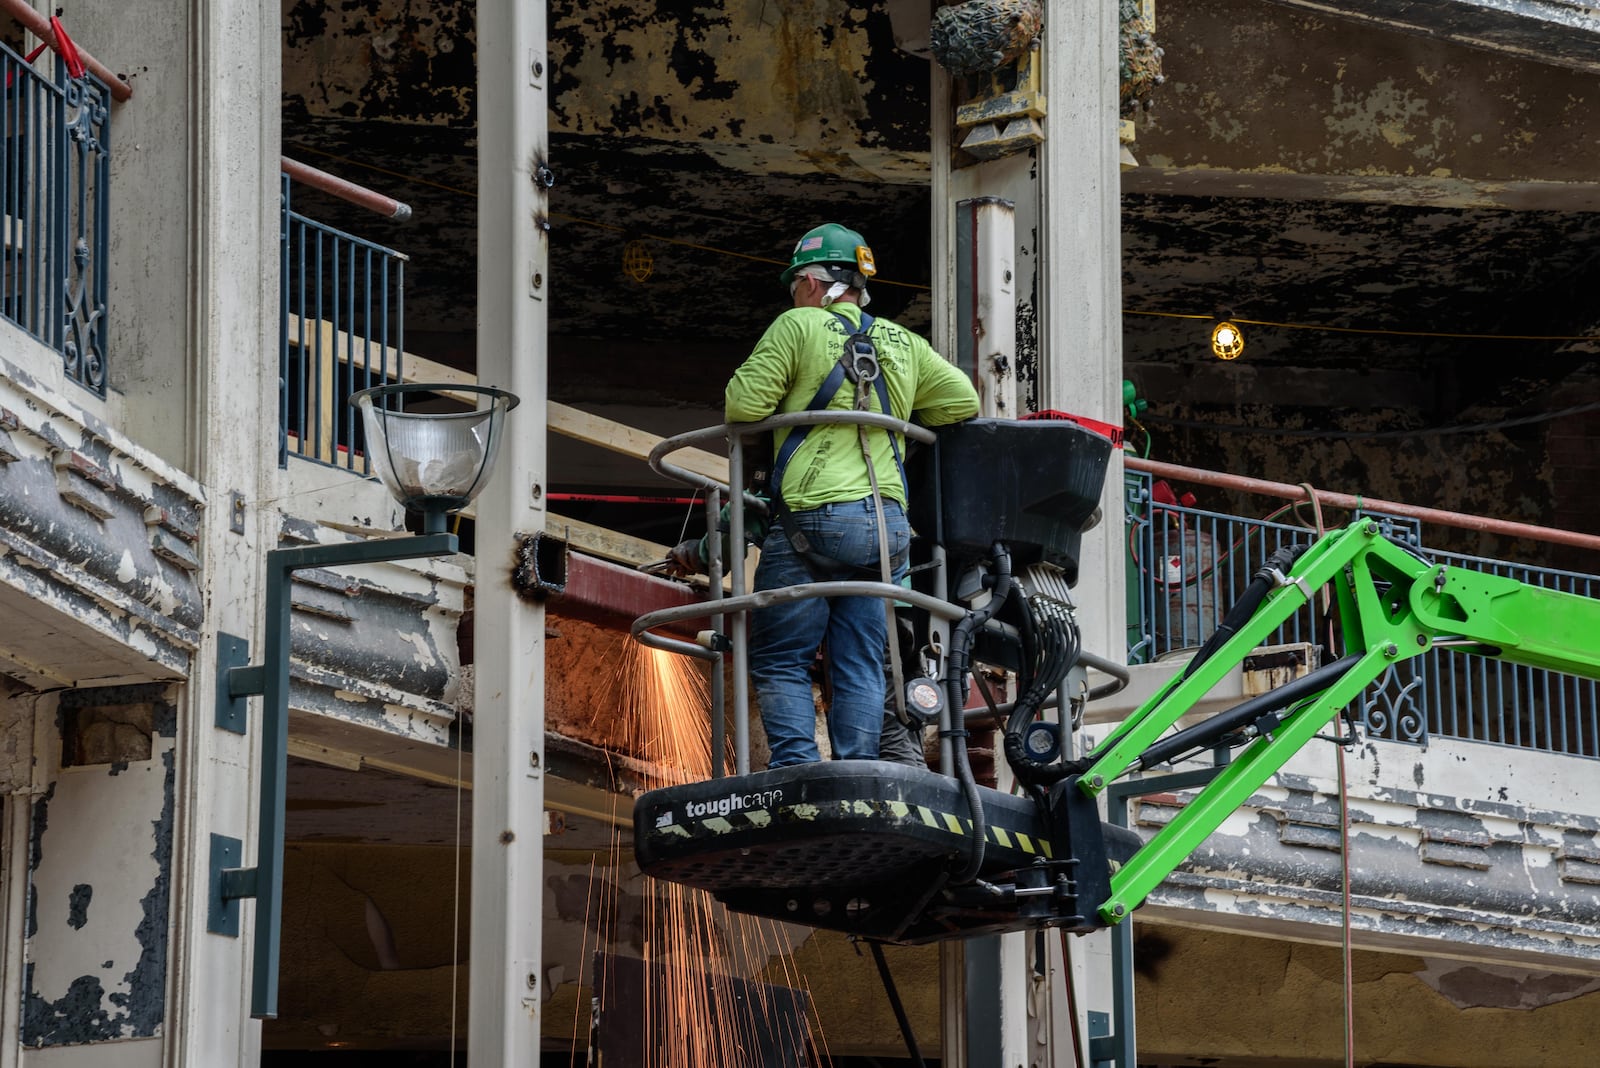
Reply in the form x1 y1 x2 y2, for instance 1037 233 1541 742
0 48 110 395
1126 468 1600 758
279 171 408 471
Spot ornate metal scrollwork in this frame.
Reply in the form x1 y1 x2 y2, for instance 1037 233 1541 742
59 72 109 395
1361 661 1428 744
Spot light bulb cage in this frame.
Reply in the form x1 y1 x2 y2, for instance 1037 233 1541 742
1211 320 1244 360
351 382 521 529
622 239 654 283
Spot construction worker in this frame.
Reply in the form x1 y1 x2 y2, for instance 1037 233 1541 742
724 223 980 767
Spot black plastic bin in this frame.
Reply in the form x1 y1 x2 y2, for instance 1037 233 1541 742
907 417 1112 584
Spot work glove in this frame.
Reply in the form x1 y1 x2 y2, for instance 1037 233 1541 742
641 539 706 578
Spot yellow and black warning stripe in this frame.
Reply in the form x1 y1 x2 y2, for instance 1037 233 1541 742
653 798 1053 860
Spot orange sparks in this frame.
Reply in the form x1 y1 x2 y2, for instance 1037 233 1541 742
573 643 826 1066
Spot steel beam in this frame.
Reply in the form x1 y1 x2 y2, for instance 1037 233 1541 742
547 550 710 640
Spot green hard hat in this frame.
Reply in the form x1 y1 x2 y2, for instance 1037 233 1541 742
779 223 878 286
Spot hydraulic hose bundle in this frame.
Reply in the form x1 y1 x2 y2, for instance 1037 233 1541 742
1002 587 1083 787
945 542 1013 884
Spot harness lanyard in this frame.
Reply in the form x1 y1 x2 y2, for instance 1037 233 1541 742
837 312 911 728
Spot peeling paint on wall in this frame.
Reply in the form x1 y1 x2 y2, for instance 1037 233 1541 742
1138 742 1600 967
22 685 176 1045
1417 959 1600 1010
0 371 204 687
67 884 92 930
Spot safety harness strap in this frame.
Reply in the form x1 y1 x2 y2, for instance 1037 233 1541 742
767 312 909 504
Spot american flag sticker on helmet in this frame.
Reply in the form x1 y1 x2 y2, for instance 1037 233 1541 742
800 236 824 251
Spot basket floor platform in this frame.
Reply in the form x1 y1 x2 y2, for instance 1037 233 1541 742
633 760 1139 944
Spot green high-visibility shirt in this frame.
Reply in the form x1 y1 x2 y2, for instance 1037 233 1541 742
725 304 980 513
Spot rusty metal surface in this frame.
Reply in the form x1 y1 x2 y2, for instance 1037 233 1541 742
545 551 711 639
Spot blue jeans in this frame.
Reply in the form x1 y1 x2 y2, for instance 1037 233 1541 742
750 497 911 767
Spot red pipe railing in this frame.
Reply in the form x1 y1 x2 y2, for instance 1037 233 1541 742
1126 455 1600 553
0 0 130 102
281 157 413 221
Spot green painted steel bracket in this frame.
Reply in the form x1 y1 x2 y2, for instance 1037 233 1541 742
217 531 458 1020
206 833 244 937
1077 521 1600 926
215 632 258 734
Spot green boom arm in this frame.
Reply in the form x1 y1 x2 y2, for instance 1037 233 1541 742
1077 521 1600 926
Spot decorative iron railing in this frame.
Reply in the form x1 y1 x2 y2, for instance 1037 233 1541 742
1126 470 1600 757
278 173 407 471
0 48 110 395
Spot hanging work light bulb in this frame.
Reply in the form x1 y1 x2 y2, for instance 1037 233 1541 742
622 240 654 283
1210 319 1244 360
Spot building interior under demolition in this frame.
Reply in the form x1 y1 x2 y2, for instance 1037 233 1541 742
261 0 1600 1063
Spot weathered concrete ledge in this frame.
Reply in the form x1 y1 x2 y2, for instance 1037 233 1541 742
1130 736 1600 970
0 357 204 686
278 517 469 765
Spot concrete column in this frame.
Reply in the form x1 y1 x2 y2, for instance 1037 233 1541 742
1040 0 1128 659
470 0 549 1063
934 0 1125 1053
931 57 1037 1068
162 0 282 1061
1039 0 1127 1060
928 49 1036 1068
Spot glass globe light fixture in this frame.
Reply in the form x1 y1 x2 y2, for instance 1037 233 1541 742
352 382 521 532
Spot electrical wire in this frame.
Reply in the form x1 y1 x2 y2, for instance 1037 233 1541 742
1337 738 1356 1068
1297 488 1358 1068
1061 928 1089 1068
1146 397 1600 440
1125 307 1600 344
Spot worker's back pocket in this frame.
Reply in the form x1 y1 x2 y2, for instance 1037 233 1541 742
792 498 910 576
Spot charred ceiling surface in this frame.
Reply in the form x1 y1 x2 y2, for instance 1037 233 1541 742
282 0 474 125
1121 189 1600 558
282 0 933 363
1131 0 1600 199
547 0 931 179
1115 0 1600 556
1262 0 1600 74
539 137 933 348
1121 194 1600 402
